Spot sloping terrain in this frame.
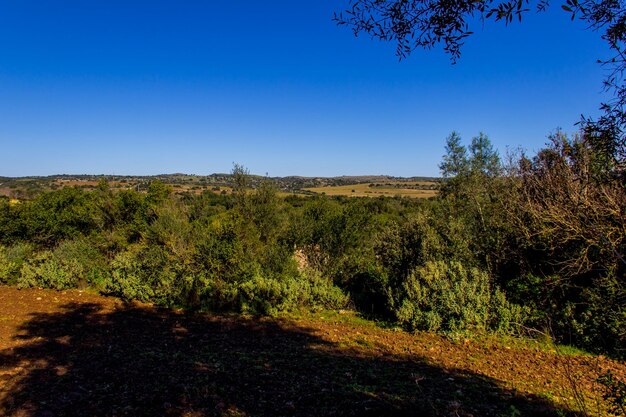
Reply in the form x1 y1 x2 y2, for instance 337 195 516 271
0 286 624 417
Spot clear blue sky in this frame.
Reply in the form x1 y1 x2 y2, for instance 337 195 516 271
0 1 612 177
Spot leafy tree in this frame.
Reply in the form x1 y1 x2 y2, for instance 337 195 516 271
231 163 250 212
439 131 500 178
20 188 98 247
513 131 625 280
250 177 282 243
113 190 149 242
438 132 520 284
146 180 172 205
439 131 469 178
469 132 501 176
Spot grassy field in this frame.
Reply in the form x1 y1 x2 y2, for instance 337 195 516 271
304 182 439 198
1 176 441 200
1 286 624 416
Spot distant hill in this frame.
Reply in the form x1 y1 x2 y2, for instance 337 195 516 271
0 173 442 199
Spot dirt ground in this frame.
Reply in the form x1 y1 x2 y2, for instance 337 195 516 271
0 286 624 417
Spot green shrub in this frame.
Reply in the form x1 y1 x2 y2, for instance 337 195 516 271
22 187 98 246
145 200 194 260
194 219 250 284
489 287 528 334
14 238 107 290
53 238 107 287
18 251 81 290
304 269 349 309
104 247 155 302
237 269 348 315
104 245 185 305
17 238 106 290
237 272 288 315
0 243 34 285
396 261 525 334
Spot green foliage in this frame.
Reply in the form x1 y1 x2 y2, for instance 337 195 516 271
145 199 194 259
439 131 469 178
502 273 547 325
507 132 626 356
468 132 500 176
104 247 156 302
249 178 282 243
374 206 480 289
231 163 250 211
0 243 33 285
104 189 149 244
489 288 527 334
303 268 350 309
101 237 346 315
237 269 348 315
0 199 25 246
92 174 348 315
104 245 189 306
53 238 107 287
597 370 626 416
569 274 626 355
1 143 622 359
146 180 172 205
18 251 81 290
194 218 250 285
16 239 105 290
27 187 98 246
395 261 524 334
290 197 374 282
188 190 228 224
375 216 430 282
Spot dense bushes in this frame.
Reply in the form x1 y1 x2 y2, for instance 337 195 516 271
502 132 626 356
0 168 551 338
0 181 353 315
0 243 33 285
1 133 624 359
395 261 525 334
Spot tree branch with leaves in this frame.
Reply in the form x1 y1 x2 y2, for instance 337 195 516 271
335 0 626 162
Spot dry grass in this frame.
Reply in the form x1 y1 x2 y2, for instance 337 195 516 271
304 182 439 198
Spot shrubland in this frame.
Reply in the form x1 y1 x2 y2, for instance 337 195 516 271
0 131 624 363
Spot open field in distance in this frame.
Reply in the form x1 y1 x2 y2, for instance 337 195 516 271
304 181 439 198
0 175 440 200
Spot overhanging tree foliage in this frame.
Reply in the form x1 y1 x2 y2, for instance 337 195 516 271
335 0 626 162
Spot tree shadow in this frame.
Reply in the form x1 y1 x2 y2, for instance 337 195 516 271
0 301 576 417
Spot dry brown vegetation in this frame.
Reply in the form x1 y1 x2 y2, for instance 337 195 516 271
304 182 439 198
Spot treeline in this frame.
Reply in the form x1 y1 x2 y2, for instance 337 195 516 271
0 132 624 358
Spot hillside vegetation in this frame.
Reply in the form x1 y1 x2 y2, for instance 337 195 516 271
1 131 625 415
0 174 440 199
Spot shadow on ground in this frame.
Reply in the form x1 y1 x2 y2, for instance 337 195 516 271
0 301 575 417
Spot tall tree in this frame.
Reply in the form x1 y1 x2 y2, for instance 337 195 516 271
439 131 469 178
469 132 501 176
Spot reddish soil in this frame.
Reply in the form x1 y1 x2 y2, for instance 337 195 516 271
0 286 624 417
